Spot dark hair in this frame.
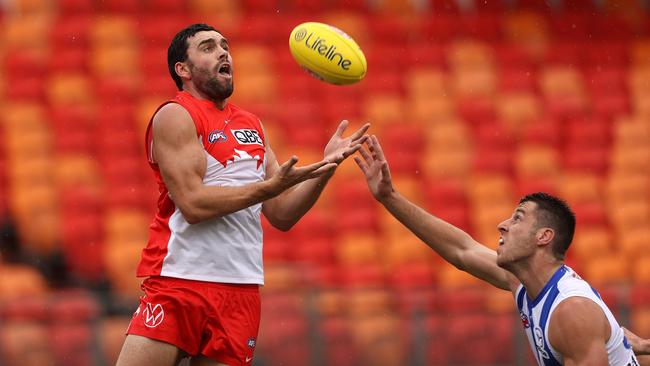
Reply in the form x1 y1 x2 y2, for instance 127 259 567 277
519 192 576 260
168 23 219 90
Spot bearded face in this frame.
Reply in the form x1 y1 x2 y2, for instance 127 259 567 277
188 59 234 101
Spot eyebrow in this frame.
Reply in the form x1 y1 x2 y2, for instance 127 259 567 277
197 38 216 47
197 37 228 47
514 208 526 215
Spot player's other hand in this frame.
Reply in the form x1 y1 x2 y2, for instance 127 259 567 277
268 156 337 194
623 327 650 355
323 120 370 166
353 135 395 202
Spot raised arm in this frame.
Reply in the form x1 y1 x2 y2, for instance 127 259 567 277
262 120 369 231
548 297 610 366
354 136 514 291
151 103 337 224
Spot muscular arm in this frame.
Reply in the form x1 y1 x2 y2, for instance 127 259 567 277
548 297 610 366
355 136 514 291
262 146 332 231
263 120 369 231
152 103 334 224
380 191 513 290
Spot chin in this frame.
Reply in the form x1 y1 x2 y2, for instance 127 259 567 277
496 255 511 269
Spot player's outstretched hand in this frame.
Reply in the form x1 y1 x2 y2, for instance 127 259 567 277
353 135 394 202
323 120 370 165
269 156 337 194
623 327 650 356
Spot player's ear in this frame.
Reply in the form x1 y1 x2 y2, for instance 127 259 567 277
536 227 554 246
175 61 191 81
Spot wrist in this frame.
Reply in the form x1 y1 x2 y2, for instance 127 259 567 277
259 178 281 199
643 339 650 354
377 189 398 206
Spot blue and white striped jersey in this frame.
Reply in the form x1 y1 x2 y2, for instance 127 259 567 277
515 265 639 366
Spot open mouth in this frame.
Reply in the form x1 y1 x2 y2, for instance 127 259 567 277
498 237 504 246
218 63 232 76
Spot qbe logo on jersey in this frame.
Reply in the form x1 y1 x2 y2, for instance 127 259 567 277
232 129 263 145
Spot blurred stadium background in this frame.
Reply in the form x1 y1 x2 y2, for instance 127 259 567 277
0 0 649 365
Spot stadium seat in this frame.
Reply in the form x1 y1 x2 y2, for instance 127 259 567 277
0 321 54 366
515 144 560 178
497 91 542 126
563 145 610 174
437 262 484 289
405 67 447 97
485 287 515 314
263 264 302 292
565 115 611 147
571 226 613 264
0 264 48 301
495 44 536 70
451 67 498 97
606 173 648 203
104 209 149 243
55 155 101 187
608 200 650 232
318 316 357 366
335 233 380 266
447 40 494 70
583 255 630 286
619 227 650 259
383 236 435 269
104 240 144 300
3 15 51 52
502 11 548 45
445 314 504 365
609 146 650 174
407 94 455 123
362 93 405 126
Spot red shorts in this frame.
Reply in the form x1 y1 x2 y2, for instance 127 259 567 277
126 276 261 365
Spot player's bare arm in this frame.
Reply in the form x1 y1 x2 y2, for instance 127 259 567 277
548 297 610 365
263 120 370 231
354 135 514 291
152 103 336 224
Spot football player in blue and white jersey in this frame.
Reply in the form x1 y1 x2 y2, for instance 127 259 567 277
355 136 642 366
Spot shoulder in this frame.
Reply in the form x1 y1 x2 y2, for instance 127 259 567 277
549 297 609 350
152 103 195 134
556 269 598 299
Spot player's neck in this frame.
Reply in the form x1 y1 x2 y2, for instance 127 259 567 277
512 257 564 300
183 85 227 110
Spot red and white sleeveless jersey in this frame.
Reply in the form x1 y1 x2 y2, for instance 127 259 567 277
137 91 267 284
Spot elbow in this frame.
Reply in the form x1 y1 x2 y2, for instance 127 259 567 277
177 200 208 225
180 208 203 225
272 219 296 232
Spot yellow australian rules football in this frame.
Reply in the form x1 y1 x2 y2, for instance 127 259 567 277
289 22 367 85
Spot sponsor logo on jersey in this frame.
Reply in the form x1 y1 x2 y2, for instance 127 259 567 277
247 338 256 348
520 312 530 328
209 130 227 143
232 129 263 145
533 326 550 359
142 302 165 328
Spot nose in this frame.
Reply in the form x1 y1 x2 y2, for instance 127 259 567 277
497 219 509 234
218 46 229 60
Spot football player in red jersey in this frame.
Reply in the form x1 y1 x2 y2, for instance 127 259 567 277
116 23 368 366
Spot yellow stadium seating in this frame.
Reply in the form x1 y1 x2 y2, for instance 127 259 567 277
560 173 603 204
583 255 629 286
